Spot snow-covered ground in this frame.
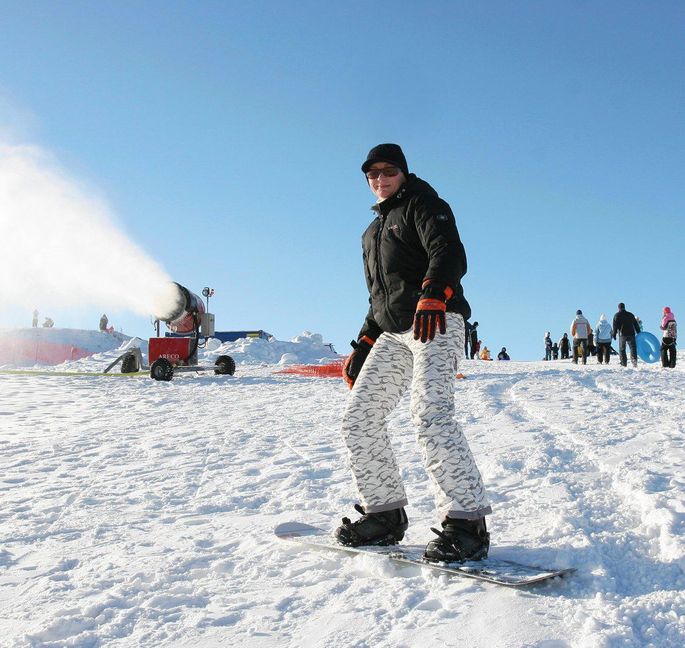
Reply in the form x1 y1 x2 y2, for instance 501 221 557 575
1 337 684 647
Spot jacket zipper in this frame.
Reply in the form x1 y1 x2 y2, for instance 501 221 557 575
375 214 389 302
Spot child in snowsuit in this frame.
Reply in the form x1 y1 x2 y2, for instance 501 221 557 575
559 333 570 360
339 143 491 563
660 307 677 368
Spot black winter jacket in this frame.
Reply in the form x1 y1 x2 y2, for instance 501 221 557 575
612 308 641 338
358 175 471 340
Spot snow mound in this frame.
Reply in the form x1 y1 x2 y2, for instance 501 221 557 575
200 330 339 366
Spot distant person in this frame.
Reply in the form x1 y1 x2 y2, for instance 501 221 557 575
479 346 492 361
99 314 109 332
469 321 479 359
587 329 596 356
570 309 591 365
551 342 559 360
43 317 54 328
544 332 552 361
497 347 510 361
635 316 644 332
32 309 39 328
612 302 641 368
559 333 570 360
660 306 677 368
595 314 613 364
464 320 472 359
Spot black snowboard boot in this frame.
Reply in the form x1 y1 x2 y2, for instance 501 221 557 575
424 517 490 563
335 504 408 547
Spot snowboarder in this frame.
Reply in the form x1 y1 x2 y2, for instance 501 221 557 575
660 306 677 368
570 309 591 364
339 143 491 563
559 333 570 360
612 303 641 367
595 314 613 364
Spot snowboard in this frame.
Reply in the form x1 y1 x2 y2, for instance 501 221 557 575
275 521 574 588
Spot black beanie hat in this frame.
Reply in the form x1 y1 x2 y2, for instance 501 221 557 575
361 143 409 177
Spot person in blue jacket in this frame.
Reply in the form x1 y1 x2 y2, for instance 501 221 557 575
595 314 613 364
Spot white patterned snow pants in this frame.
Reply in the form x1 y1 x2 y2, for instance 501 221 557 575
341 313 491 520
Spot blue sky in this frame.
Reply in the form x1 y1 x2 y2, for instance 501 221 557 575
1 1 683 360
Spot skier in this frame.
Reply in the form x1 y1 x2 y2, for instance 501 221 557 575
660 306 677 368
570 309 591 364
595 314 613 364
339 143 491 563
544 332 552 361
612 303 641 367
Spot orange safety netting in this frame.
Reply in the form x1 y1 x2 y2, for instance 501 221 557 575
274 359 345 378
275 361 467 380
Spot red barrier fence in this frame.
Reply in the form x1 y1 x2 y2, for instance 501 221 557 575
274 359 345 378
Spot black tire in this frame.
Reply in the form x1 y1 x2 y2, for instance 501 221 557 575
150 358 174 381
214 355 236 376
121 352 140 374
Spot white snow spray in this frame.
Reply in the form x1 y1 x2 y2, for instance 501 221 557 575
0 142 178 322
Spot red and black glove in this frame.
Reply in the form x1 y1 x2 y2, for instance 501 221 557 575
342 336 375 389
413 281 454 343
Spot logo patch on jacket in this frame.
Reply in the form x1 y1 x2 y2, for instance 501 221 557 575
434 213 449 222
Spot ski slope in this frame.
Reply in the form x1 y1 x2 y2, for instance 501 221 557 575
0 338 684 647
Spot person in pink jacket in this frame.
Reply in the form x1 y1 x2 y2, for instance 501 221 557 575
660 307 677 368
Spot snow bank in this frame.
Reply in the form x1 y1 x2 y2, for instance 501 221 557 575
203 331 338 366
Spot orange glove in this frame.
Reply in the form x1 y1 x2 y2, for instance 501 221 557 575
413 282 454 343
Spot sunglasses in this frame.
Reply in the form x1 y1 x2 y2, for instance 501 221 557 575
365 167 401 180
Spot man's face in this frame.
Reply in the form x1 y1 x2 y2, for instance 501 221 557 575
366 163 405 201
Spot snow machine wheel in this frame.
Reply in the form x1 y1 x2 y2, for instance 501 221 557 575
150 358 174 381
214 355 236 376
121 352 140 374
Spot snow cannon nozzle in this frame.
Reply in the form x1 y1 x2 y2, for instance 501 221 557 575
153 281 206 334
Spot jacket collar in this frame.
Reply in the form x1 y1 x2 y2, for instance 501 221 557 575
371 183 409 216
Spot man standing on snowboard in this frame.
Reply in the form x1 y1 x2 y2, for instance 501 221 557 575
337 143 491 563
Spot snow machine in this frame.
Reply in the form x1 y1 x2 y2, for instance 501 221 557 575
107 282 235 381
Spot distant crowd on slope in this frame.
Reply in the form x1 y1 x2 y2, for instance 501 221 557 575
464 320 509 362
29 310 116 334
543 303 677 369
